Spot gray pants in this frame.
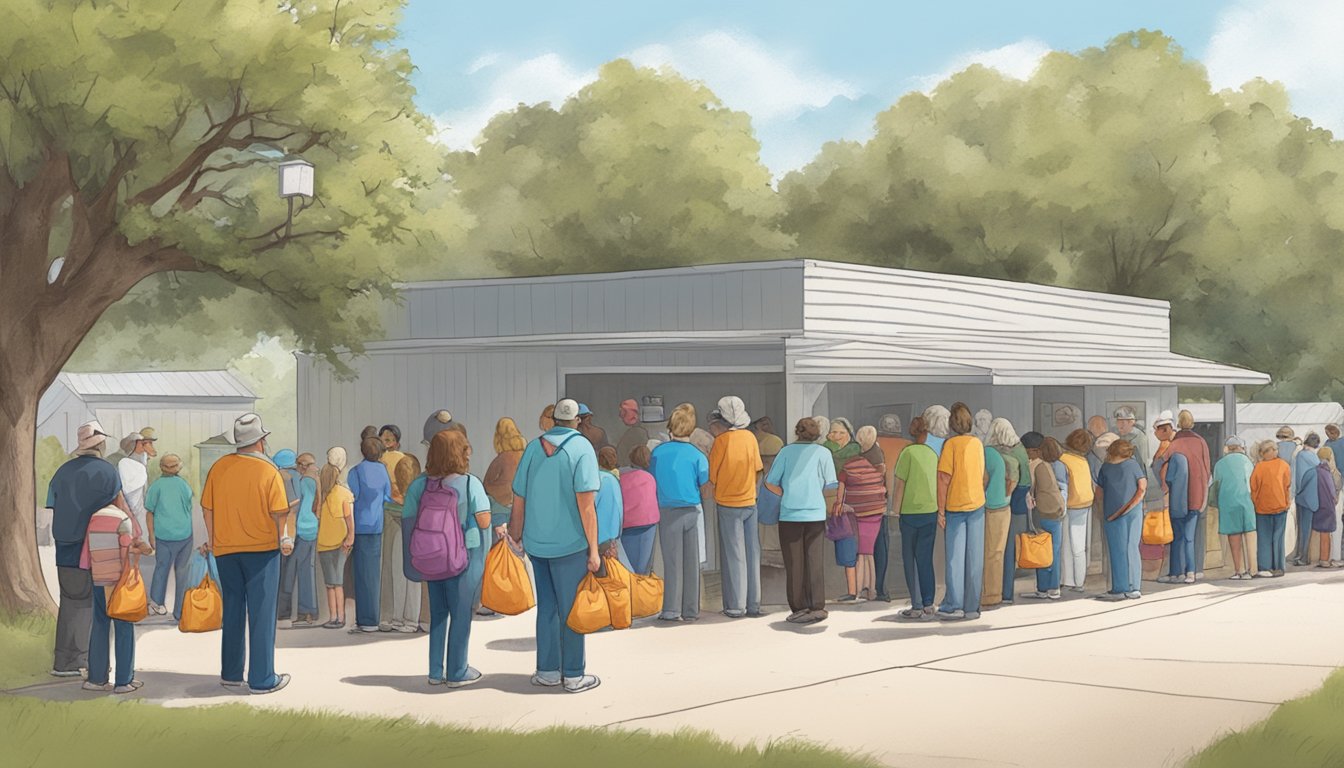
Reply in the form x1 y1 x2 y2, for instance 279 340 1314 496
1194 508 1207 573
717 505 761 615
381 510 420 625
658 506 701 619
55 566 93 672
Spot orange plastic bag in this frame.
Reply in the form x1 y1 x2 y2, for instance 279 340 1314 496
107 555 148 623
179 573 223 633
481 539 535 616
566 573 611 634
598 557 632 630
631 572 664 619
1016 530 1053 569
1142 510 1174 545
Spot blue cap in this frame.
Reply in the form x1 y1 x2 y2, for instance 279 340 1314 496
272 449 297 468
577 403 592 416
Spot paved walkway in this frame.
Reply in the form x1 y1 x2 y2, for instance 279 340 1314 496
22 547 1344 768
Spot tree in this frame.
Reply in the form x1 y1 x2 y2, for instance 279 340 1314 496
0 0 464 613
447 59 792 275
781 31 1344 401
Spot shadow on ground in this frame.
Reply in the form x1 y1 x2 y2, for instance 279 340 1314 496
342 672 547 696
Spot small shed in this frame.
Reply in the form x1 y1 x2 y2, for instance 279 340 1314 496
1179 402 1344 457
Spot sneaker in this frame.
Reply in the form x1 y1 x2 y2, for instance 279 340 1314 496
1183 573 1196 584
1272 569 1285 577
1046 590 1061 600
350 625 379 634
395 623 418 634
475 607 497 617
1066 585 1086 593
428 677 448 686
1157 575 1179 584
113 680 143 694
936 609 966 621
81 681 111 691
1001 599 1014 605
1254 570 1273 578
50 668 83 678
898 607 924 619
531 671 562 687
920 606 937 621
1195 571 1205 580
721 610 745 618
563 675 601 693
785 610 809 623
963 611 981 620
446 667 483 688
1021 591 1050 600
292 616 315 628
149 603 168 616
1229 573 1245 581
1125 591 1143 600
322 619 344 629
803 609 829 623
657 613 682 622
220 679 247 689
835 594 858 604
378 622 398 633
875 593 892 603
1097 592 1126 602
250 673 291 695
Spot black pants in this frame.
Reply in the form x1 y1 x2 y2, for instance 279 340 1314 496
873 515 890 596
55 566 93 672
779 521 826 613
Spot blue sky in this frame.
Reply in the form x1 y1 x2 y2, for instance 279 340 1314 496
402 0 1344 176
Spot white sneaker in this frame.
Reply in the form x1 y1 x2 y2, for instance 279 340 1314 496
936 609 966 621
149 603 168 616
1183 574 1196 584
563 674 601 693
1157 575 1179 584
531 671 562 687
1021 591 1049 599
249 673 291 695
1046 590 1061 600
446 667 483 688
1124 591 1142 600
1254 570 1273 578
395 623 417 634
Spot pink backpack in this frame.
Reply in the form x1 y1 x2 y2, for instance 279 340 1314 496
409 476 470 580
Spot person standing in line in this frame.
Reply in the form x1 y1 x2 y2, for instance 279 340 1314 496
922 406 950 457
1212 437 1256 579
46 421 120 678
402 429 491 686
378 425 414 630
201 413 293 694
1022 435 1067 600
894 417 939 620
537 405 556 436
508 398 602 693
875 414 912 603
1251 440 1293 577
481 418 527 616
1170 410 1213 579
765 418 837 625
651 403 710 622
826 417 861 602
117 429 158 590
1096 439 1147 601
619 445 660 575
346 436 393 633
595 447 632 569
82 490 153 693
614 400 650 467
991 419 1032 605
1113 407 1150 473
577 404 610 450
1058 430 1098 593
278 452 321 627
935 403 986 621
1291 433 1323 566
973 409 994 445
709 395 764 618
423 410 467 448
316 448 355 629
271 449 305 625
840 426 887 603
1153 413 1196 585
144 454 194 621
812 416 834 451
980 427 1013 609
1312 447 1339 569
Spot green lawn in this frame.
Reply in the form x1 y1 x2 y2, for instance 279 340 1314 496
1186 669 1344 768
2 611 876 768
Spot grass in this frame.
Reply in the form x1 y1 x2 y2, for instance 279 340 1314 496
1 612 877 768
1186 668 1344 768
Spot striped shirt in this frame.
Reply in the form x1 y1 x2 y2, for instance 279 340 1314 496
81 505 140 586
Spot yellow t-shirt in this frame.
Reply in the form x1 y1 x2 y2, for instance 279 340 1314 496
201 453 290 556
317 485 354 552
1059 453 1095 508
381 450 408 503
937 435 987 512
709 430 764 506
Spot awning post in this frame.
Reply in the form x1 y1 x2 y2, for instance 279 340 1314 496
1223 384 1238 438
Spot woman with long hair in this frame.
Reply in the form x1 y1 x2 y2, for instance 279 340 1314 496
480 417 527 616
316 448 355 628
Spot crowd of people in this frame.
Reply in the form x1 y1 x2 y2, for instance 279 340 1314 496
42 396 1344 694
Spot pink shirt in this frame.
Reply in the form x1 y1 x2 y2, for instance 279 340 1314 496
619 468 660 528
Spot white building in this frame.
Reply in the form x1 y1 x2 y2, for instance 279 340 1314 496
297 259 1269 599
1179 401 1344 455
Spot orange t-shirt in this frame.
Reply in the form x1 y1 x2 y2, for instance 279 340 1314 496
709 430 764 507
937 434 987 512
202 453 290 555
1250 458 1292 514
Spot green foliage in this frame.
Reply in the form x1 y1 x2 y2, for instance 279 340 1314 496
447 59 793 276
229 335 298 450
0 610 55 689
1186 668 1344 767
780 31 1344 401
32 436 67 506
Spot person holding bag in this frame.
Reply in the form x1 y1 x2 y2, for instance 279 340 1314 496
1022 435 1067 600
82 491 153 693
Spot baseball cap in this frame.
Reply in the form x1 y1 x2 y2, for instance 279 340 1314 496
1114 406 1137 421
554 399 580 422
1225 435 1247 448
577 403 592 417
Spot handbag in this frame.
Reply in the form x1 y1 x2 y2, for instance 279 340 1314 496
1015 503 1053 570
825 509 858 542
1142 509 1174 545
596 557 633 630
566 572 612 634
757 482 782 526
179 571 223 633
107 553 148 623
481 538 535 616
631 572 664 618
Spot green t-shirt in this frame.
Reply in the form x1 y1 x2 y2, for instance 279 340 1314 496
894 443 938 514
144 475 194 541
984 444 1009 509
1010 443 1032 488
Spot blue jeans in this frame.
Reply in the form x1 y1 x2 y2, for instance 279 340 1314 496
1104 510 1136 594
217 549 281 690
150 536 193 619
531 549 590 678
427 569 478 682
352 533 382 628
1004 511 1028 600
1169 512 1199 576
88 585 135 686
1034 517 1064 591
939 506 986 614
900 514 937 608
1258 512 1288 572
278 537 318 619
717 505 760 615
1127 508 1143 592
874 515 891 596
621 524 658 575
1295 504 1315 562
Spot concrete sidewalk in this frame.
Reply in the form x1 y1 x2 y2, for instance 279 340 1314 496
20 559 1344 768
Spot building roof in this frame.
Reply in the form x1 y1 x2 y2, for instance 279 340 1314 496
1180 402 1344 426
59 371 257 400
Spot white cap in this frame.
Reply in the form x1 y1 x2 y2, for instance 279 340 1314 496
1152 409 1175 429
231 413 270 447
553 399 580 422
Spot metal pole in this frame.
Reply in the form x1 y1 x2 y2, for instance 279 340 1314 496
285 195 295 239
1223 384 1237 439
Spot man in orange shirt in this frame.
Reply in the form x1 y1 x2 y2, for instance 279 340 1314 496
1250 440 1293 577
875 413 912 602
709 396 765 618
202 413 293 694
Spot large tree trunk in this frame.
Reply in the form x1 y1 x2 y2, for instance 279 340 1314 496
0 384 54 615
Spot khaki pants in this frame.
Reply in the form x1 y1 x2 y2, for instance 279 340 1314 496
981 506 1012 607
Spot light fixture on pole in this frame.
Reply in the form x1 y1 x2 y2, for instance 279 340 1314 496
277 157 314 238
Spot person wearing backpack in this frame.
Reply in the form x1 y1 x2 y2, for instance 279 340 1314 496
508 398 602 694
400 429 491 686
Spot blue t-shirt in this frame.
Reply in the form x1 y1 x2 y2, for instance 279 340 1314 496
144 475 194 542
925 434 946 458
596 470 623 543
1052 461 1069 495
765 442 838 523
1295 451 1322 511
347 460 393 534
47 455 124 568
983 445 1009 510
297 476 319 541
512 428 601 559
1158 451 1191 516
402 473 490 551
1325 438 1344 475
649 441 709 508
1098 459 1145 519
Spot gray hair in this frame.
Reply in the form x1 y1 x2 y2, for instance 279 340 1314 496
811 415 831 442
922 405 950 439
986 417 1020 449
857 425 877 451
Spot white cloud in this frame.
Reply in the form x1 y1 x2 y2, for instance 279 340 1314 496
914 38 1052 92
466 52 501 75
1204 0 1344 131
433 53 596 150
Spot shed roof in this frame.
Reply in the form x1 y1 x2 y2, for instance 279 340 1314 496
59 371 257 400
1179 402 1344 426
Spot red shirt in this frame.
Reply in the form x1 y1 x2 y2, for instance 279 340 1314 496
1171 431 1212 510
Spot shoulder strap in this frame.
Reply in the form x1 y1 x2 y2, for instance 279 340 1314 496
543 433 582 458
